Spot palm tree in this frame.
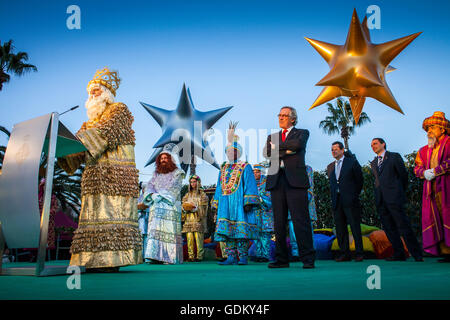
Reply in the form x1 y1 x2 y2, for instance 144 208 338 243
0 40 37 91
319 98 371 150
0 125 11 171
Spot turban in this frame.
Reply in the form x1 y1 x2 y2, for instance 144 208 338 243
422 111 449 134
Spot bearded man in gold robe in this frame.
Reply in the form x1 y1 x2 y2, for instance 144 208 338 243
58 67 142 272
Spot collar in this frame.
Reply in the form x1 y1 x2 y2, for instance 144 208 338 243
282 126 294 134
335 155 345 163
377 150 386 159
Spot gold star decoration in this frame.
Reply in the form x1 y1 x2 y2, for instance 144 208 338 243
305 9 421 124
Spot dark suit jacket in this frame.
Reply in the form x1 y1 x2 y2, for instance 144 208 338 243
370 151 408 207
327 155 363 209
263 127 310 190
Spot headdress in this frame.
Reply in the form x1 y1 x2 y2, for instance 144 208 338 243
225 121 242 155
422 111 449 134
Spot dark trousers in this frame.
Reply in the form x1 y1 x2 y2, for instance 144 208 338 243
377 200 422 259
334 194 363 257
270 170 315 264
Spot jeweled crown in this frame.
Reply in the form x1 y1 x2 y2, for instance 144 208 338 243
87 67 121 96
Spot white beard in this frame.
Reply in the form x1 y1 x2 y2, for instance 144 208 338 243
85 86 114 120
427 135 436 149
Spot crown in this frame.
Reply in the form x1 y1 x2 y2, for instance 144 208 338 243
87 67 121 96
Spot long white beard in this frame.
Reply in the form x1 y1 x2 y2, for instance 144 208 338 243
85 86 114 120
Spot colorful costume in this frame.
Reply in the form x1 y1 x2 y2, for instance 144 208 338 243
182 175 209 261
289 165 317 257
143 159 185 264
414 111 450 257
252 165 274 261
212 123 260 265
59 68 142 269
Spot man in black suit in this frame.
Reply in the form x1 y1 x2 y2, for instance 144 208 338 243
263 106 315 269
370 138 423 261
327 142 364 262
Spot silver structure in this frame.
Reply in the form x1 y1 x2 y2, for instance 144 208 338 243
0 113 86 276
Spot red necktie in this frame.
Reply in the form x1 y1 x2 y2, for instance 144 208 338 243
282 129 288 142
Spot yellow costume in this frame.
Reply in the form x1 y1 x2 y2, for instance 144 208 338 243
181 175 209 261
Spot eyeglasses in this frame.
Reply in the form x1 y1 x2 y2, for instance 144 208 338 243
277 114 290 118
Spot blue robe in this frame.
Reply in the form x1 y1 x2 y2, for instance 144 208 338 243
212 161 260 241
252 175 274 259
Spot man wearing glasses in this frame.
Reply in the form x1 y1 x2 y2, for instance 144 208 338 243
263 106 315 269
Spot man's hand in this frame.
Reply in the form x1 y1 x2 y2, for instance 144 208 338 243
244 205 253 213
137 203 148 211
424 169 436 181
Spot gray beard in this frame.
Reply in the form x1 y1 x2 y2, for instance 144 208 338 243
427 136 436 149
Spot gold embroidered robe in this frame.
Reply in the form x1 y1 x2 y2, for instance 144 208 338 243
58 102 142 268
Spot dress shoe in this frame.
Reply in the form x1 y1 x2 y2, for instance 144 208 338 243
194 259 203 262
437 256 450 263
218 256 238 265
268 262 289 268
335 255 352 262
238 257 248 265
187 258 195 262
385 256 406 261
302 263 315 269
354 256 364 262
414 257 424 262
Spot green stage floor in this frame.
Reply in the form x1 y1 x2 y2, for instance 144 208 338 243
1 258 449 300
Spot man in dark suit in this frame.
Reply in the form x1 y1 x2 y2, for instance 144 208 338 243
327 142 364 262
263 106 315 269
370 138 423 261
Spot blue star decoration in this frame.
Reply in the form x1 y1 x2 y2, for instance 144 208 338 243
140 84 232 172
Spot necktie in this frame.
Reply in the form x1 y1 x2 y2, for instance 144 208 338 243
378 156 383 169
282 129 288 142
336 159 342 180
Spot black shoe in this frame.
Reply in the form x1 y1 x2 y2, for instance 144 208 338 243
414 257 424 262
354 256 364 262
335 255 352 262
303 262 315 269
150 259 164 264
385 256 407 261
268 262 289 268
437 256 450 263
194 259 203 262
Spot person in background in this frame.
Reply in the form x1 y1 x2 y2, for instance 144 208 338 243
252 164 274 262
327 141 364 262
182 175 209 262
370 138 423 262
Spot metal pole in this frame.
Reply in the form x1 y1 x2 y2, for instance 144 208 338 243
36 112 59 276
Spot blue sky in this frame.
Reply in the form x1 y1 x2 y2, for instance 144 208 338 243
1 0 449 184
